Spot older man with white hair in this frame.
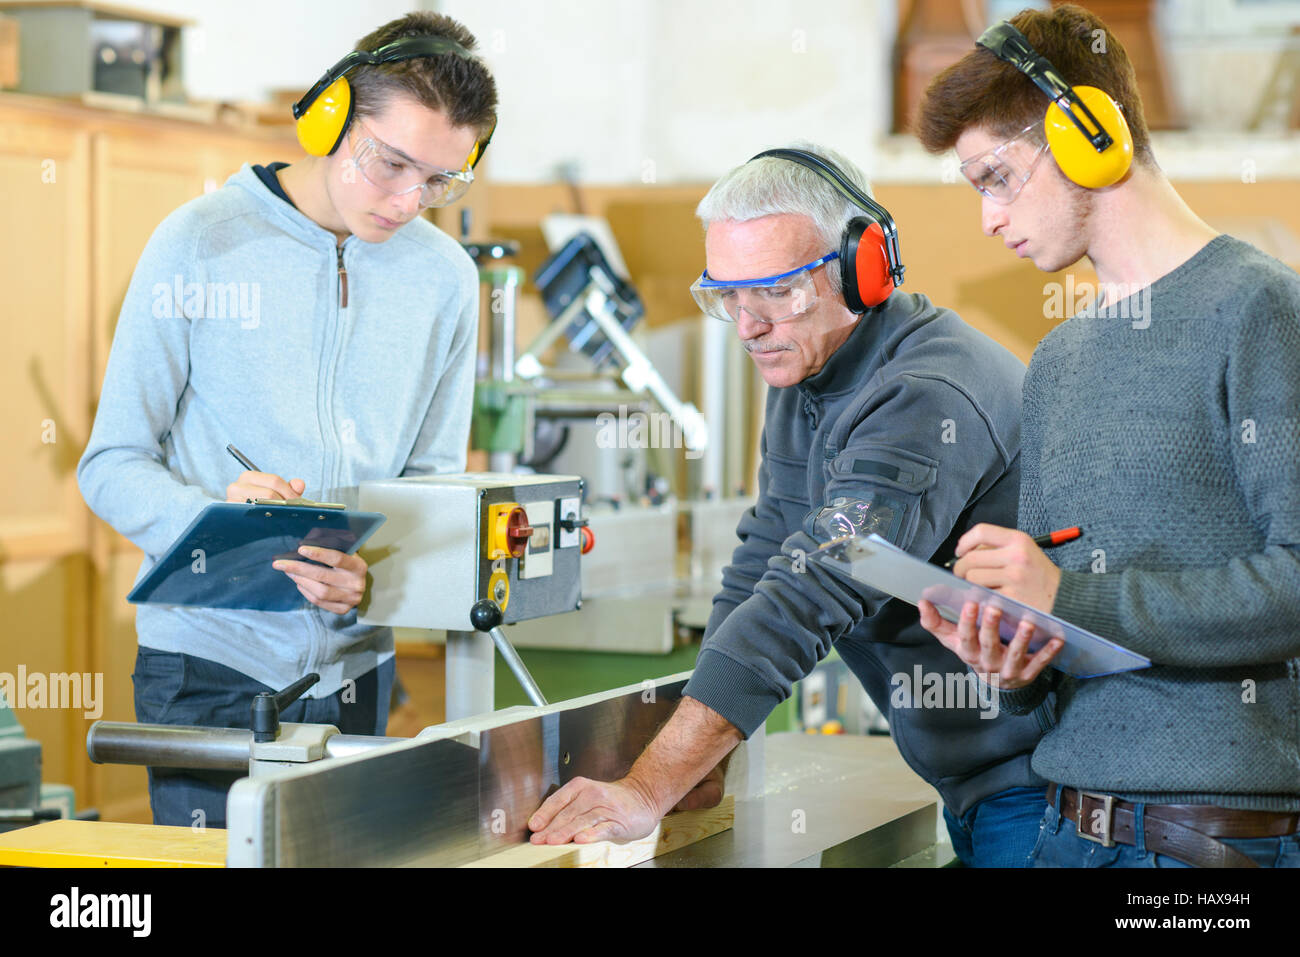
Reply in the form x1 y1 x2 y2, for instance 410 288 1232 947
528 144 1049 866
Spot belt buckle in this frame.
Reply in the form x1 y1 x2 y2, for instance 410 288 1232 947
1075 791 1116 847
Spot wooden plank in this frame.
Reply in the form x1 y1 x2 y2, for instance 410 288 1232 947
462 794 734 868
0 820 225 867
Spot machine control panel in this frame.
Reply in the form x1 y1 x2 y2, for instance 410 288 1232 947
357 473 584 631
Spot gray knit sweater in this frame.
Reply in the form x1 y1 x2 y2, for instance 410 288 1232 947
999 235 1300 811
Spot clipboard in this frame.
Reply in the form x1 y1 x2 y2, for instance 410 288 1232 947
810 533 1150 678
127 501 387 612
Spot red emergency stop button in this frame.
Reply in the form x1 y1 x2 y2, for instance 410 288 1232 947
579 526 595 554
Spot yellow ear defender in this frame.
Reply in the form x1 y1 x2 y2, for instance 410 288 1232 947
1044 85 1132 189
977 21 1133 189
292 36 492 163
295 75 354 157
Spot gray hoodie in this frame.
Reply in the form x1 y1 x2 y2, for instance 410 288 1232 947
683 291 1052 816
78 164 478 697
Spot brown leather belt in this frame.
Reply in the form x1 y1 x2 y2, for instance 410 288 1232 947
1047 784 1300 869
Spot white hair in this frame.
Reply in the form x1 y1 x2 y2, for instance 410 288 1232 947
695 141 876 292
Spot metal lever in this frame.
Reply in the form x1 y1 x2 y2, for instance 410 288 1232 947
559 513 588 532
251 673 320 743
86 721 403 770
0 808 61 823
469 600 548 707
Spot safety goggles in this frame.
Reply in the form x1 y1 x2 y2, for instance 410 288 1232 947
347 119 476 208
958 125 1049 205
690 252 838 324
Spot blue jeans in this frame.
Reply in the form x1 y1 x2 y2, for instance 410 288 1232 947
943 785 1048 867
1028 788 1300 868
132 646 394 828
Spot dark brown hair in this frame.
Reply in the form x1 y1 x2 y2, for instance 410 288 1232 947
916 4 1151 164
350 12 497 140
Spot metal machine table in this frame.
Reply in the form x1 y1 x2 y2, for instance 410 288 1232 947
644 732 942 868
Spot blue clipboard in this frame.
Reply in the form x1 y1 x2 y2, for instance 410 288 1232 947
811 533 1150 678
127 501 387 612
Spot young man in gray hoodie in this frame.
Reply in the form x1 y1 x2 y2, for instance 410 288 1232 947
915 4 1300 867
77 13 495 827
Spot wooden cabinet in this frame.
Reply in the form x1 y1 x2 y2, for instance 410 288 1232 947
0 101 90 561
0 92 296 820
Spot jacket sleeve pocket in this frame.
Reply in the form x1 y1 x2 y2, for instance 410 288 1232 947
807 444 939 550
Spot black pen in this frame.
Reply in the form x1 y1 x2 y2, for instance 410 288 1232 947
226 444 259 473
944 526 1083 569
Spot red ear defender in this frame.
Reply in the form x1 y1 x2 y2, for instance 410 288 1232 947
748 147 899 314
842 218 894 311
747 148 905 312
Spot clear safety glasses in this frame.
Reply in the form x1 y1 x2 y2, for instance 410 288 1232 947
690 252 838 324
959 124 1050 205
347 119 475 209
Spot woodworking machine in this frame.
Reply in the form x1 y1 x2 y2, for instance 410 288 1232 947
73 472 760 865
86 673 758 866
47 471 937 867
1 691 76 832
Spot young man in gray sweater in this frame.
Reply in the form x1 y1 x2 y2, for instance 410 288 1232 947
77 13 495 827
915 4 1300 867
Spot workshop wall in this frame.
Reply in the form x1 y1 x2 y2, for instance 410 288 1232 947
439 0 898 184
136 0 420 103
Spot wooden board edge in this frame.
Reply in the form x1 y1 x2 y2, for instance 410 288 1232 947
462 794 735 868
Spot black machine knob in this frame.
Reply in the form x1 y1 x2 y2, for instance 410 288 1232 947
251 673 320 743
467 599 548 708
470 598 504 633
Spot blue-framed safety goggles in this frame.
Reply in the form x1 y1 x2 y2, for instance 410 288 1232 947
690 251 838 323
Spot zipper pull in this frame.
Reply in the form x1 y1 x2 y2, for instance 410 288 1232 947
803 395 820 428
337 243 349 309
